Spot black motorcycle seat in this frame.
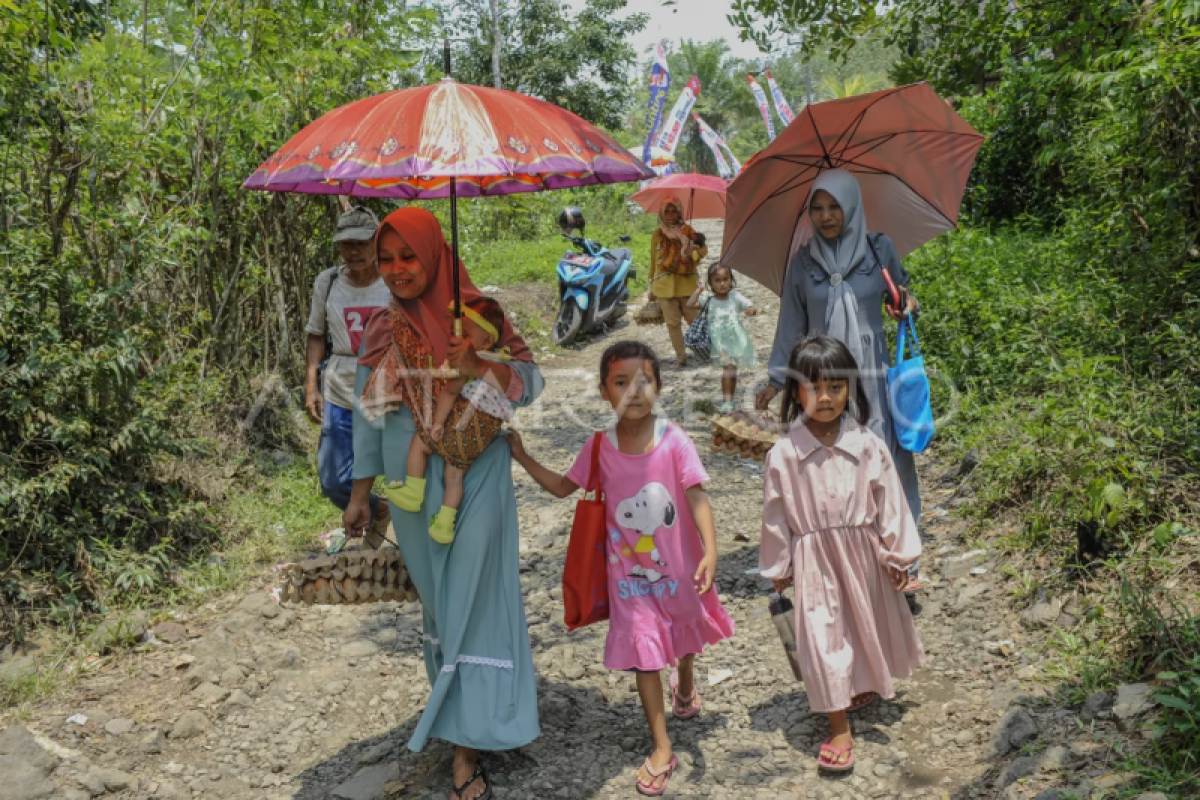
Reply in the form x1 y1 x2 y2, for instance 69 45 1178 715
600 247 632 277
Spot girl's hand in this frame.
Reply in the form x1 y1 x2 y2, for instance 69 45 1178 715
446 336 482 379
888 566 908 591
745 307 758 317
771 576 793 593
507 430 528 462
694 553 717 594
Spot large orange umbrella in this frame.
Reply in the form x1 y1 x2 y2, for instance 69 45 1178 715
630 172 729 220
244 43 653 322
722 83 984 294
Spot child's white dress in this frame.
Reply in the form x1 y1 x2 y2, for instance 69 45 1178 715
759 418 924 713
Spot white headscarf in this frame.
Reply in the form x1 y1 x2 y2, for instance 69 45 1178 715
807 169 870 368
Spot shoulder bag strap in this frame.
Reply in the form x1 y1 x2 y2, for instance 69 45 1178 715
895 316 922 367
585 431 605 500
318 268 341 355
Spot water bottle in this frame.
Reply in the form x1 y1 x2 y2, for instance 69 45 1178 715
769 592 804 682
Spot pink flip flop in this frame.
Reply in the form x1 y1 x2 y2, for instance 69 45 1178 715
636 754 678 796
669 669 702 719
818 737 855 772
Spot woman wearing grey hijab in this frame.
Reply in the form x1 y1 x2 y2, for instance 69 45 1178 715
755 170 923 588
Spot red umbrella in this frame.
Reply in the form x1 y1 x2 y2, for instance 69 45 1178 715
630 172 729 221
722 83 984 294
244 43 653 323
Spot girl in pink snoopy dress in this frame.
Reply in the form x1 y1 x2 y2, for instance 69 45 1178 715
510 340 734 796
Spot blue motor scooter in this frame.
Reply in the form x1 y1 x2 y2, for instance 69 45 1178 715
551 207 636 346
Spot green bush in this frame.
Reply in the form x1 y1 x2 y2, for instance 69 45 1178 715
0 231 215 618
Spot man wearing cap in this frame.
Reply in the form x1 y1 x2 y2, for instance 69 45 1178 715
305 206 393 544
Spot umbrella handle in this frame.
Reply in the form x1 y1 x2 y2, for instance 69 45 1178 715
881 266 905 315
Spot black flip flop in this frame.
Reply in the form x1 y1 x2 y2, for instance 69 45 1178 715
452 764 492 800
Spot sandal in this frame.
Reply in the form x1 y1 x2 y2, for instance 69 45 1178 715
669 669 702 719
451 763 492 800
847 691 877 712
635 754 678 796
903 576 925 595
817 737 855 772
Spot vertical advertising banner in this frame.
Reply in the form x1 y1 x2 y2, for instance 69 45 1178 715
654 75 702 175
693 114 733 179
747 73 776 141
766 69 795 125
641 42 671 166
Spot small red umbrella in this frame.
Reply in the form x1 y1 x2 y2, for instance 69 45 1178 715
630 172 729 221
722 82 984 294
244 43 653 324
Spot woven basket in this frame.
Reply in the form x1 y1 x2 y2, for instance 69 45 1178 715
710 410 784 462
634 299 664 326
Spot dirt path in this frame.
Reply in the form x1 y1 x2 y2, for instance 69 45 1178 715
1 221 1144 800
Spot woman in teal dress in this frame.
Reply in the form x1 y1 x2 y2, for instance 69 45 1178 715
342 207 542 800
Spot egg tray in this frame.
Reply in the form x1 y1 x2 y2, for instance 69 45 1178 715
710 410 785 462
278 547 419 606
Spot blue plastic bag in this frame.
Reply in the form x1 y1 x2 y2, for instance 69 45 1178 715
887 317 934 453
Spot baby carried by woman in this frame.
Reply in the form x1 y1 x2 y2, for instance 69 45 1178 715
358 249 527 546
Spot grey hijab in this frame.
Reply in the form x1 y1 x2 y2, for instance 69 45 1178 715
807 169 870 368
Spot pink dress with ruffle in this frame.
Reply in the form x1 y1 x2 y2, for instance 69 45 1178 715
566 422 735 670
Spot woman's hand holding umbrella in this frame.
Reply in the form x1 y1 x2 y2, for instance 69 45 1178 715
885 291 919 322
446 336 483 380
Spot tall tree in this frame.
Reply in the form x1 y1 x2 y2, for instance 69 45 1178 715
487 0 502 88
439 0 649 129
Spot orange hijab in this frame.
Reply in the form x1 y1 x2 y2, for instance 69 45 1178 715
359 207 532 369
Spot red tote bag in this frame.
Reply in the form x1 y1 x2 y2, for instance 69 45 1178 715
562 432 610 630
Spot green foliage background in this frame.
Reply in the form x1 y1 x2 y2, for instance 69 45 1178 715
0 0 649 632
3 2 1200 784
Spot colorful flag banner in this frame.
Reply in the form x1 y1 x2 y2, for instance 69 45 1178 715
641 42 671 166
765 69 795 126
693 114 733 178
691 113 734 178
654 75 702 159
720 139 742 174
747 73 776 141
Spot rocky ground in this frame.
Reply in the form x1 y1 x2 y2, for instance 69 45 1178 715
0 220 1166 800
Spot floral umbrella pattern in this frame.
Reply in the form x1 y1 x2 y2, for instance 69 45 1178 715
244 78 653 198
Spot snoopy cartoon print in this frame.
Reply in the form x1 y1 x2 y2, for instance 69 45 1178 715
615 482 675 584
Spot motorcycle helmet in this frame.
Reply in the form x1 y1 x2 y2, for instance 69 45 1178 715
558 206 585 235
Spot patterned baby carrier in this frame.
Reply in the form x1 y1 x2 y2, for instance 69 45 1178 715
362 310 503 470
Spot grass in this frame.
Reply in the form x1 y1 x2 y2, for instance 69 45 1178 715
0 655 79 715
178 455 342 599
460 212 657 294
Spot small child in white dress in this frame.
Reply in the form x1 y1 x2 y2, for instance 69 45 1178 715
687 263 757 412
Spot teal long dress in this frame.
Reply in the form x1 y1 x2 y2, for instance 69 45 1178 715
352 360 544 753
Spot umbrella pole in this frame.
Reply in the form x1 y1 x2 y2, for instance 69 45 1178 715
443 37 463 338
450 175 462 338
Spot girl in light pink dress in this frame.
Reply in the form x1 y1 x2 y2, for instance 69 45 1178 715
760 335 923 773
510 340 734 797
